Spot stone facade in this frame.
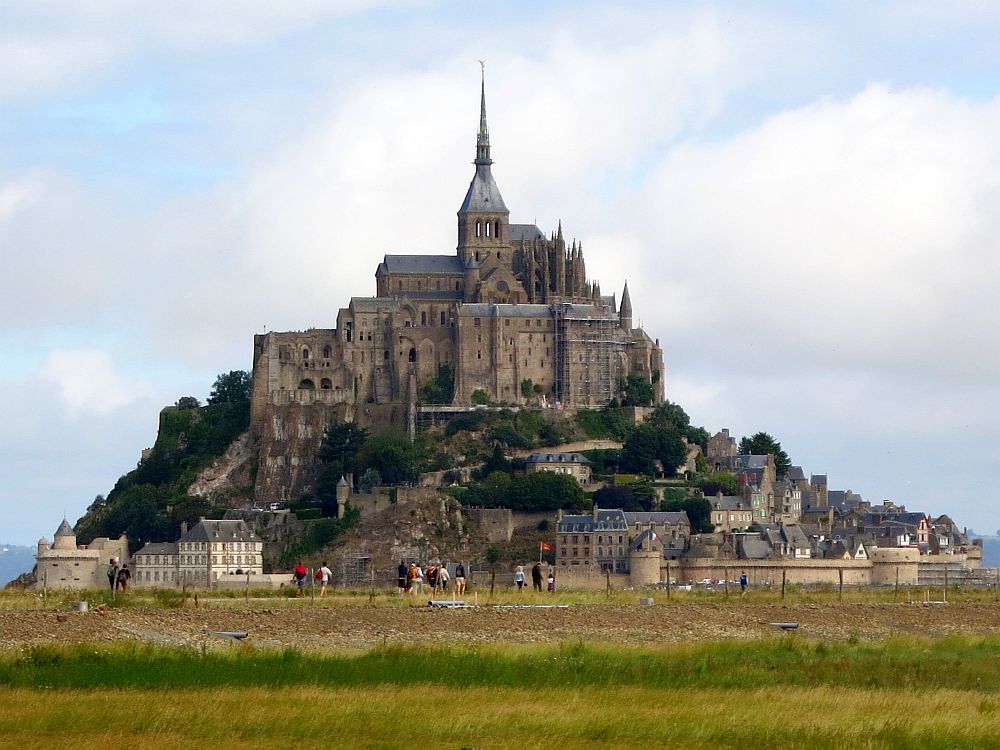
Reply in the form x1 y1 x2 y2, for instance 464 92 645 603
556 508 690 574
132 519 263 588
249 76 664 434
525 452 593 484
34 519 128 591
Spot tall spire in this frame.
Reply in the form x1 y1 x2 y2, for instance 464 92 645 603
476 61 492 165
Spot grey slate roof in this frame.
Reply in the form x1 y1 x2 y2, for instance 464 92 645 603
54 518 75 537
399 290 465 301
733 454 770 470
786 466 806 481
811 474 828 487
738 538 773 559
526 452 591 465
179 519 256 543
460 303 553 317
135 542 177 557
349 297 397 312
624 511 690 526
459 164 509 213
711 496 748 511
379 255 464 275
509 223 544 242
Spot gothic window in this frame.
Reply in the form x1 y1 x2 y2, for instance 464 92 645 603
298 379 315 390
495 221 500 239
440 311 446 325
485 221 491 238
421 311 427 326
302 348 310 360
408 348 416 363
323 345 332 358
476 221 481 237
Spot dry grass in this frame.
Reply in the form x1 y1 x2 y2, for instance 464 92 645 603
1 684 997 750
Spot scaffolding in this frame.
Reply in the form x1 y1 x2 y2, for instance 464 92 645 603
554 304 624 407
338 554 370 589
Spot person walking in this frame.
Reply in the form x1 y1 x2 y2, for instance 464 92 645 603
106 557 119 594
293 561 308 595
547 573 555 593
531 562 543 592
454 562 466 595
397 561 408 595
318 561 332 596
514 565 526 592
116 563 131 593
436 563 450 594
739 571 749 594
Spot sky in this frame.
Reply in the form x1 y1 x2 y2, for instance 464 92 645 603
3 1 1000 545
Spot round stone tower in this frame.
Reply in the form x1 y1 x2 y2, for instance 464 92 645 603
629 528 662 588
51 518 77 551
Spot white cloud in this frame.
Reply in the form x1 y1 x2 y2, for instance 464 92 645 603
40 347 154 415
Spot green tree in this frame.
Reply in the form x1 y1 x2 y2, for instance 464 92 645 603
479 444 511 478
621 374 654 407
420 364 454 404
661 497 713 533
698 471 740 497
354 433 418 486
647 400 710 451
592 484 654 512
471 389 491 406
175 396 200 409
739 431 792 478
520 379 534 399
207 371 251 404
620 424 687 477
317 421 368 468
359 468 382 492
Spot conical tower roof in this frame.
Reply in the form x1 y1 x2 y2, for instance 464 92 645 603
459 66 508 214
620 281 633 317
54 518 75 537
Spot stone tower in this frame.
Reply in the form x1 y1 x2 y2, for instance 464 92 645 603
52 518 77 551
457 67 510 265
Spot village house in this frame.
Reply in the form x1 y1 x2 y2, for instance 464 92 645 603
132 519 263 588
525 451 592 484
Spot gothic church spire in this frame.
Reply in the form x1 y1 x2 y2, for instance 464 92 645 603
476 62 491 165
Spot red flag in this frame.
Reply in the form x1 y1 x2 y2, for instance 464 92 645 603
540 542 553 552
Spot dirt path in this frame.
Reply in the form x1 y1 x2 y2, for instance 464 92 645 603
3 601 999 651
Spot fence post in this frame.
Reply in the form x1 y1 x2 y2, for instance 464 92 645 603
666 562 671 600
781 569 786 600
724 567 729 600
894 566 899 602
838 568 843 602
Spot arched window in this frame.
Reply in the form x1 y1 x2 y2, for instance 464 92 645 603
302 348 310 360
298 379 315 390
476 221 481 237
495 221 500 239
485 221 491 238
421 311 427 326
320 378 332 389
322 345 331 358
408 348 416 363
440 311 446 325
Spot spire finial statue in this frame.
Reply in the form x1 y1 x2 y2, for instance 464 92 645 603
476 60 491 165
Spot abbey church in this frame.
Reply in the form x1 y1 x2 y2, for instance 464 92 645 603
250 76 664 428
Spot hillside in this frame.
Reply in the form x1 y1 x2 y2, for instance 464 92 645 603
0 545 35 587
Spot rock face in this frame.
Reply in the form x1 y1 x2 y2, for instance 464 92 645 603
187 431 256 502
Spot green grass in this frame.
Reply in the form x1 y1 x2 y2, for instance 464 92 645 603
3 639 1000 748
4 635 1000 693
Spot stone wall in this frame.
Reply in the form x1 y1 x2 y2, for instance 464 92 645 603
466 508 514 543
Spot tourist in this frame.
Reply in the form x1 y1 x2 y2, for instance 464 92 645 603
318 561 332 596
106 557 119 593
454 562 467 595
531 562 543 592
293 561 308 594
547 573 555 593
426 564 438 592
436 563 450 594
514 565 526 591
397 561 408 595
410 563 424 595
116 563 131 593
739 571 749 594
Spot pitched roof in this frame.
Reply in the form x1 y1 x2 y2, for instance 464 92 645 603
378 255 464 274
179 519 256 543
54 518 75 537
135 542 177 556
509 224 544 242
526 452 591 465
623 511 690 526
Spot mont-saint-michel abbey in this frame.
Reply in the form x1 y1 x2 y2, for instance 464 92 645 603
250 76 664 495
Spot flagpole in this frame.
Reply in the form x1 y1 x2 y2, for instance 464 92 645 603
539 541 543 564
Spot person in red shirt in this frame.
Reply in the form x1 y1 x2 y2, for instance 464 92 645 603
293 561 308 595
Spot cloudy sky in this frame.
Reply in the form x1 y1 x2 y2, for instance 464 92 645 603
3 1 1000 545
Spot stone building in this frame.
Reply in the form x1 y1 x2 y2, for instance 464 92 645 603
525 451 592 484
34 519 128 590
555 507 690 574
250 74 664 429
132 519 263 588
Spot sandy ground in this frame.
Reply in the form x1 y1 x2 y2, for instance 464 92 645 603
3 599 1000 651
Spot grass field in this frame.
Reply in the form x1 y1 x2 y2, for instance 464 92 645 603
2 638 1000 749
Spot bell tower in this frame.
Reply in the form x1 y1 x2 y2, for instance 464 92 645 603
457 64 510 265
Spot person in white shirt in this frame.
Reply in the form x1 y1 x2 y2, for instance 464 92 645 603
319 561 333 596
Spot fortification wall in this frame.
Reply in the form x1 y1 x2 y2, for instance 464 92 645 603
667 559 872 586
466 508 514 543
